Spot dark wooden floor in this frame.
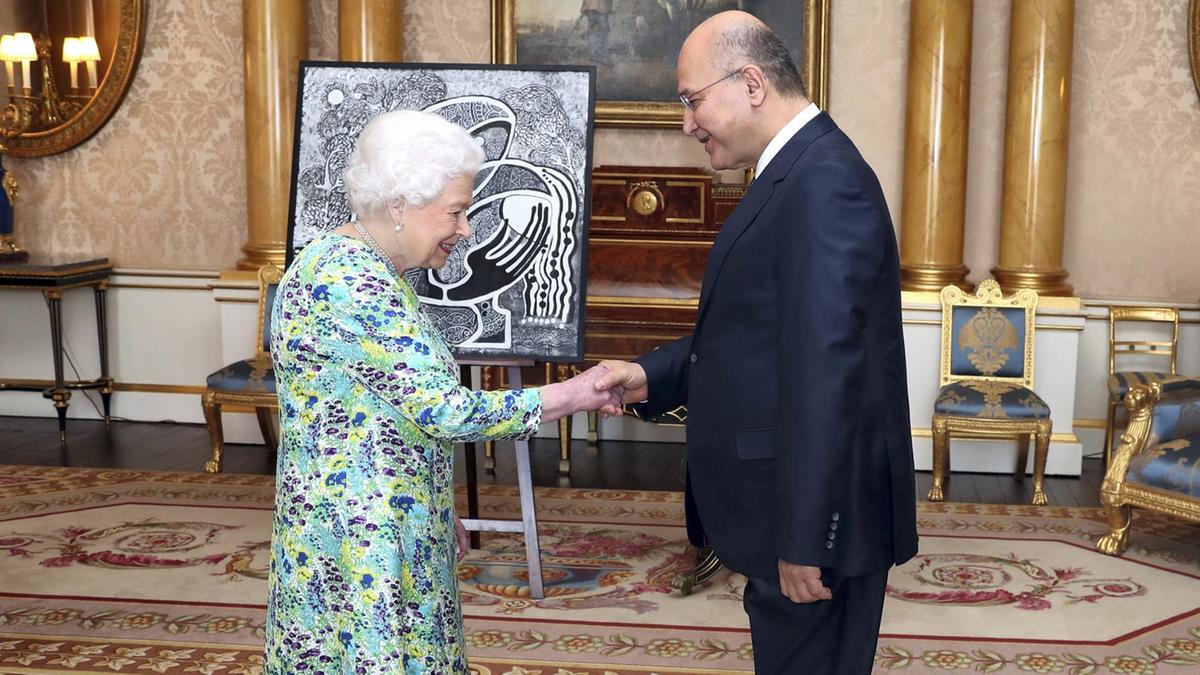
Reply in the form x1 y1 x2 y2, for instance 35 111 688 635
0 415 1104 506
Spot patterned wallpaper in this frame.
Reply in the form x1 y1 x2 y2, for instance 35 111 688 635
832 0 1200 300
8 0 246 269
1064 0 1200 299
6 0 1199 300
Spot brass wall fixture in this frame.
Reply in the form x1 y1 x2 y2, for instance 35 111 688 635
0 0 145 260
0 0 145 158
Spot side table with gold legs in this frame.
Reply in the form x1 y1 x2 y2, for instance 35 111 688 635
0 257 114 440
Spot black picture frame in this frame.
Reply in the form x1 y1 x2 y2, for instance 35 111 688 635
285 61 596 363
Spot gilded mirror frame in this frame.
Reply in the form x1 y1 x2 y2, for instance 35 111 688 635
1 0 146 158
491 0 830 128
1191 0 1200 102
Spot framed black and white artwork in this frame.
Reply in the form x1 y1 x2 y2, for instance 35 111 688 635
286 62 596 362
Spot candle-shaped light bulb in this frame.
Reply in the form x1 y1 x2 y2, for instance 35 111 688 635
11 33 36 94
77 36 100 90
0 35 14 93
62 37 80 90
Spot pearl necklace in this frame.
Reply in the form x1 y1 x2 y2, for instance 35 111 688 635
353 221 398 278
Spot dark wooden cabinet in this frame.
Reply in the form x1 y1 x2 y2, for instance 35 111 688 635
584 165 745 363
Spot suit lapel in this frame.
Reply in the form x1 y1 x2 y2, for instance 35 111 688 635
695 179 771 321
694 112 838 329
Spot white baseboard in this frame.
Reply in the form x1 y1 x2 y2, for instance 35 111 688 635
4 271 1193 477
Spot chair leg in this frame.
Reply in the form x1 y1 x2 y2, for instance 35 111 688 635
556 363 573 474
558 415 571 474
928 417 949 502
482 367 496 474
1103 399 1118 469
483 440 496 474
202 392 224 473
255 406 279 449
1030 422 1051 506
1096 503 1131 556
586 409 599 446
1014 433 1031 481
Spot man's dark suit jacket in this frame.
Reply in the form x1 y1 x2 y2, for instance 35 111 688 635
635 112 918 580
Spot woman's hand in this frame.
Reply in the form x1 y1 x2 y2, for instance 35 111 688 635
455 515 470 562
539 365 624 423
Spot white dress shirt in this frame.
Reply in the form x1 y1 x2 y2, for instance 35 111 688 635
755 102 821 177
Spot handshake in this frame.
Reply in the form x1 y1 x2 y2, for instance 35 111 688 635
538 360 649 424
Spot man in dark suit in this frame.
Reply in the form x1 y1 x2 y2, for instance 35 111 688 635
595 10 918 673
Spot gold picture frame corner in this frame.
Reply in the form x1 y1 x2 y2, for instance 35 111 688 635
1190 0 1200 103
491 0 829 129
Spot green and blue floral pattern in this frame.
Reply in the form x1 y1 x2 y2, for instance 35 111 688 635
264 233 542 674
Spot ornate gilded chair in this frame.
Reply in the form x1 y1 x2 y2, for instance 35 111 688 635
1097 377 1200 556
928 280 1052 505
1103 306 1180 467
201 264 282 472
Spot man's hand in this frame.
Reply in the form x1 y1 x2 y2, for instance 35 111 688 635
778 560 832 603
593 360 648 416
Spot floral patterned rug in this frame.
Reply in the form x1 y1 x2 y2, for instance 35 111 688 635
0 466 1198 674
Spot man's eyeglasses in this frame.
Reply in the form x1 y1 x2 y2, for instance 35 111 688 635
679 67 744 111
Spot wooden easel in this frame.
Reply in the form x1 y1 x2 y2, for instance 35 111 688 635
457 359 545 599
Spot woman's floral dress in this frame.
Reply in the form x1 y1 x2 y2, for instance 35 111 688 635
264 233 542 674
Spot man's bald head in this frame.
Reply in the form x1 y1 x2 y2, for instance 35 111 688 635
683 10 807 100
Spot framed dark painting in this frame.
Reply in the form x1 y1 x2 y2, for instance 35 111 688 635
492 0 830 128
286 62 596 362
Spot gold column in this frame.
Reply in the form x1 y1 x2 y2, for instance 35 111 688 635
239 0 308 271
899 0 973 292
339 0 404 61
992 0 1075 295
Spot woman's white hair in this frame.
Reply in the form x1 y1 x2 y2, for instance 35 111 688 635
342 110 484 217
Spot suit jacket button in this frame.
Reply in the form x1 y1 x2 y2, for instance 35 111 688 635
830 522 839 531
831 512 840 522
689 353 698 364
825 540 834 550
828 531 836 540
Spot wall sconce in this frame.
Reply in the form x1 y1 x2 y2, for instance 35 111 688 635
62 36 101 93
0 33 35 262
0 33 37 95
0 31 92 262
0 32 83 138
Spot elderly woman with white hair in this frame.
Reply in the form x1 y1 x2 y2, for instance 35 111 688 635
264 110 620 674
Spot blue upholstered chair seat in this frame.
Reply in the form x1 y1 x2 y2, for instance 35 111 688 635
206 356 276 394
1107 372 1184 399
1097 376 1200 556
1126 433 1200 498
935 381 1050 419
